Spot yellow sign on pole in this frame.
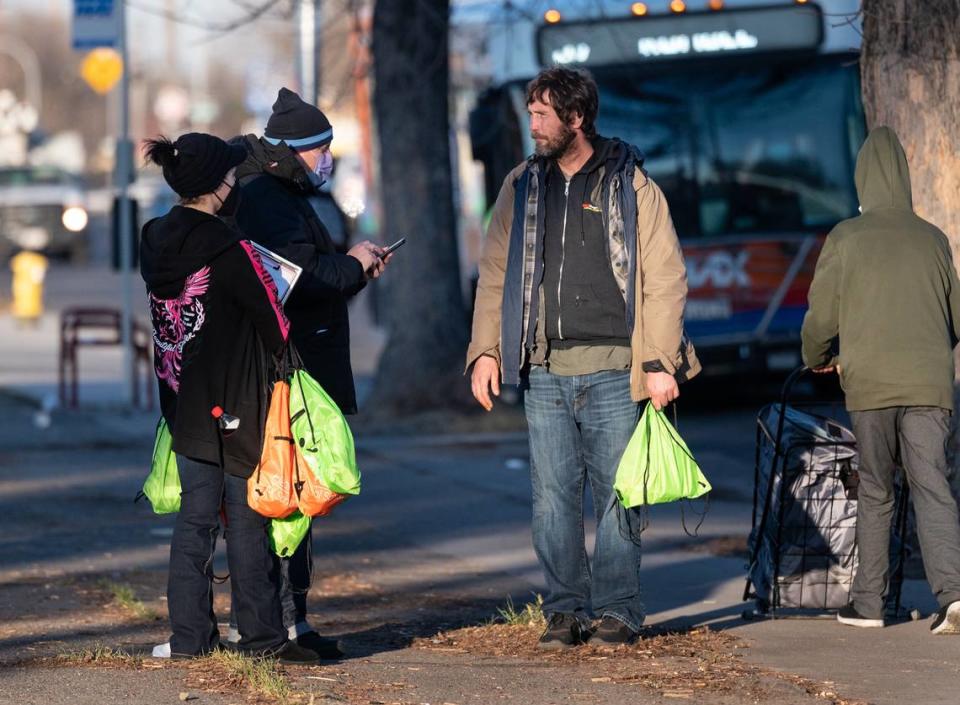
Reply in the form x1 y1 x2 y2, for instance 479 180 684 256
81 48 123 95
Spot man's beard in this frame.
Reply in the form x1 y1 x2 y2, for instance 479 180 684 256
533 123 576 159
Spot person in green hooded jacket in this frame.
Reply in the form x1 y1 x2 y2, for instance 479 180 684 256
802 126 960 635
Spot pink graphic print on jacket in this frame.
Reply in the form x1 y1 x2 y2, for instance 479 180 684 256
150 267 210 392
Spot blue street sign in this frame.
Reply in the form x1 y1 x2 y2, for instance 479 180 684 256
72 0 121 50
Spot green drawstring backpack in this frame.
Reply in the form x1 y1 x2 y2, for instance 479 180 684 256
268 510 312 558
141 417 312 557
142 418 181 514
289 368 360 499
614 402 711 508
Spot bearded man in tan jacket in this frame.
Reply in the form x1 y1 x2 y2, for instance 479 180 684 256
466 67 698 649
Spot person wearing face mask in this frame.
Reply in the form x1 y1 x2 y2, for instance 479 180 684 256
308 152 353 254
228 88 389 659
139 133 320 664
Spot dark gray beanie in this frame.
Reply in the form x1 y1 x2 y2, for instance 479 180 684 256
264 87 333 151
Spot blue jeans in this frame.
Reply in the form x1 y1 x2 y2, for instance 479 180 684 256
168 456 287 656
524 366 644 632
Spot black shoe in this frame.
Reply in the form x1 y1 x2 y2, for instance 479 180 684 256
591 616 639 645
537 613 587 650
930 601 960 635
296 630 344 659
836 604 884 628
273 640 321 665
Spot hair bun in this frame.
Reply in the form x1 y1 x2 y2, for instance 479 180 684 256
143 136 179 170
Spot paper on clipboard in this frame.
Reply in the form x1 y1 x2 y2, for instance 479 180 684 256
249 243 302 306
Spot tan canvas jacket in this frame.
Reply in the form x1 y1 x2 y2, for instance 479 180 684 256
467 159 700 402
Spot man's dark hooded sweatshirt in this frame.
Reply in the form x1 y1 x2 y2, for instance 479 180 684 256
141 206 290 477
232 137 365 414
802 127 960 411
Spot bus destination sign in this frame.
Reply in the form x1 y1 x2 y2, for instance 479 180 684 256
538 5 824 68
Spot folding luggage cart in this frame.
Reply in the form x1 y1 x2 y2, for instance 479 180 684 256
742 367 917 620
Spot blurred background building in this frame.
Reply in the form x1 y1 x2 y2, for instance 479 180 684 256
0 0 866 387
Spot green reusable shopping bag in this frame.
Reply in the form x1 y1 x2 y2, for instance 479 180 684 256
142 417 181 514
142 418 308 556
289 369 360 497
614 403 711 508
268 510 312 557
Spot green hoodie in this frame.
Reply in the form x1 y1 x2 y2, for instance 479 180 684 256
801 126 960 412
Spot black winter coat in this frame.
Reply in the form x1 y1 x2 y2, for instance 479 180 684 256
140 206 290 477
232 136 366 414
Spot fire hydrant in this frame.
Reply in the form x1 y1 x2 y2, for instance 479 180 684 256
10 250 48 322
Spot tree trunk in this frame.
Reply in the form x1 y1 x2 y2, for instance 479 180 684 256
368 0 471 414
861 1 960 580
861 1 960 253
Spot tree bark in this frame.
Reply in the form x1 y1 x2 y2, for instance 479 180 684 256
861 1 960 579
861 0 960 253
368 0 471 414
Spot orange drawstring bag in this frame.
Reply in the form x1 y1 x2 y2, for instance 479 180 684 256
294 445 348 517
247 380 298 519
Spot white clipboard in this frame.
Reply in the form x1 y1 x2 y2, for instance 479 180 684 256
249 242 303 306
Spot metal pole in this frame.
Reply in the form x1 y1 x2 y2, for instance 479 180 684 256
315 0 322 101
298 0 318 104
117 0 135 408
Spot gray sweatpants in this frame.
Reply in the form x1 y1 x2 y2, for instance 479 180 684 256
849 407 960 618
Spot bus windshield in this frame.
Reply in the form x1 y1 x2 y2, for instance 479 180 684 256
595 57 864 239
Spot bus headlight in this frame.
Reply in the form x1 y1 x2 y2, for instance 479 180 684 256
62 206 88 232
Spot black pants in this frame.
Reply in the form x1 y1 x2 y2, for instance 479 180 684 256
168 455 287 656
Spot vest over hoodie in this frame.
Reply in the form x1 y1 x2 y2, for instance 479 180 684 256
140 206 290 477
802 127 960 412
467 136 701 401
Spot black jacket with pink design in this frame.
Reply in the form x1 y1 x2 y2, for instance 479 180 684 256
140 205 290 478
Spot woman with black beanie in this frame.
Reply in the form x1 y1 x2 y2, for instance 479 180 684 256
140 132 318 663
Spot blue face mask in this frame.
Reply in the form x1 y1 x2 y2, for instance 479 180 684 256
314 150 334 184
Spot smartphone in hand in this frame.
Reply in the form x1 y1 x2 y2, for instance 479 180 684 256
380 237 406 259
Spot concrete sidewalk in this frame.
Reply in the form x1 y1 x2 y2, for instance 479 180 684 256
1 391 958 705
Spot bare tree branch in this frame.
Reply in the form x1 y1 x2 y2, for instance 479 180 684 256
126 0 288 37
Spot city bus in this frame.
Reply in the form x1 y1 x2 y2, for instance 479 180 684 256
464 0 864 376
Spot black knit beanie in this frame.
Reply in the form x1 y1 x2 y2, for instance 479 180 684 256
264 87 333 151
145 133 247 199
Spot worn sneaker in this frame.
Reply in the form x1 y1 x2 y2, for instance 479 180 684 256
151 642 171 658
930 601 960 635
537 613 587 650
273 640 322 665
296 630 344 659
836 604 884 628
591 616 639 645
